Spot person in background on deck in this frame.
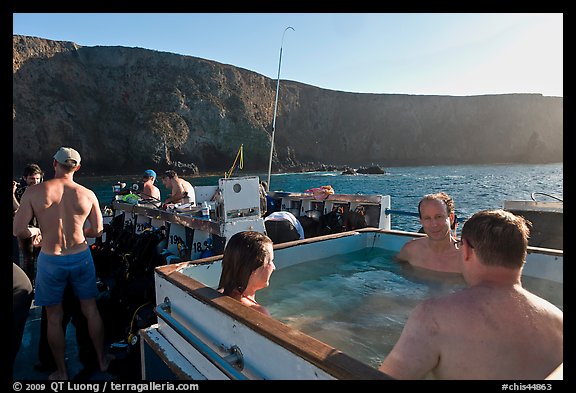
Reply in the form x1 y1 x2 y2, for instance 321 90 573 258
217 231 275 316
161 169 196 206
141 169 161 206
395 192 461 273
13 163 44 203
259 180 278 217
259 180 268 217
13 163 44 283
13 146 112 381
379 209 563 380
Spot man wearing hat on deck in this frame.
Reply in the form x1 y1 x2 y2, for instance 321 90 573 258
142 169 161 205
13 146 113 380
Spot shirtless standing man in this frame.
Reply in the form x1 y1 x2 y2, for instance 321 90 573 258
161 169 196 206
396 192 461 273
13 147 111 380
379 209 563 379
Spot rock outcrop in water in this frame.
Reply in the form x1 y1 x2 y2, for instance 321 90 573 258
13 35 563 176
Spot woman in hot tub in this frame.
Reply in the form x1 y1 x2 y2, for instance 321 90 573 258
217 231 276 316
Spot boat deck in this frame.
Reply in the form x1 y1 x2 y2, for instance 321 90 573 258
13 303 137 381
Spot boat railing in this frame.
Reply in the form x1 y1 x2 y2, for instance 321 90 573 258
531 192 563 203
112 200 221 233
384 209 419 218
384 208 466 223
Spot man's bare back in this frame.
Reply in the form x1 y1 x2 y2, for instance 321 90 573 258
14 177 103 255
143 182 161 201
381 284 563 379
177 178 193 196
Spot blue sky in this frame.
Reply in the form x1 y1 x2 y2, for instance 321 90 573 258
13 13 563 97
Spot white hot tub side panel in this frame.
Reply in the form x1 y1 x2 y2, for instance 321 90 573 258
154 274 336 380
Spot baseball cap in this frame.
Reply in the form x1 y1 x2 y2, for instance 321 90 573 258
53 147 81 166
144 169 157 179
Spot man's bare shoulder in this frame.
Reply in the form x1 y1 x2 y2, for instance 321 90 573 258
521 287 563 317
432 286 503 318
70 180 95 193
410 290 471 325
21 181 46 193
50 179 99 199
404 237 427 248
400 298 450 340
82 187 100 203
19 182 48 202
396 237 427 261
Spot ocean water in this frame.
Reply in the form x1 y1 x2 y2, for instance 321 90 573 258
75 163 563 233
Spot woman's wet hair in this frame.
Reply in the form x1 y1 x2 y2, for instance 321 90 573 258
217 231 273 296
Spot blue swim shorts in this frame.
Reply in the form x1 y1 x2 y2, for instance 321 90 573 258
35 248 99 307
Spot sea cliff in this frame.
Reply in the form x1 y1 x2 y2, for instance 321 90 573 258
13 35 563 176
